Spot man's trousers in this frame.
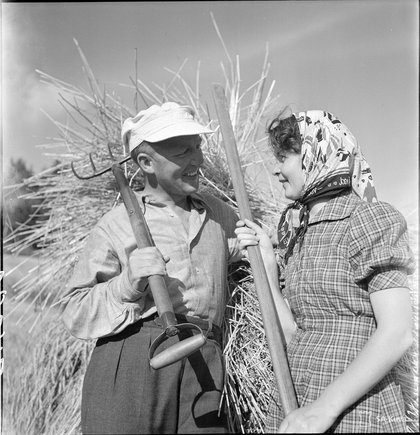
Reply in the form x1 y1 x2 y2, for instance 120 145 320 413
81 314 227 434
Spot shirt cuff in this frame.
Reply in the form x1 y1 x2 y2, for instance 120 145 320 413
111 268 148 303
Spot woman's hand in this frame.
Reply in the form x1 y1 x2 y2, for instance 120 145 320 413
235 219 276 264
278 401 338 433
236 218 297 343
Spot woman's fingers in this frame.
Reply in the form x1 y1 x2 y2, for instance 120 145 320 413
235 219 274 252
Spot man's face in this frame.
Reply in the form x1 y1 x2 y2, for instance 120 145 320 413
149 135 204 202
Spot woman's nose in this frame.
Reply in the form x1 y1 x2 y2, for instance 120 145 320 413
272 165 281 176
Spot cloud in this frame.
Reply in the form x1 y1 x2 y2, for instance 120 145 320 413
239 2 413 64
3 7 65 147
2 10 65 172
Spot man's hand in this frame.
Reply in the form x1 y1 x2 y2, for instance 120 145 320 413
127 247 170 292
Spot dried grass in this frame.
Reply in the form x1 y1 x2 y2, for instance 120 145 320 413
3 27 418 435
3 30 280 433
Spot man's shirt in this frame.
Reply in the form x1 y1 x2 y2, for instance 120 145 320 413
61 192 241 339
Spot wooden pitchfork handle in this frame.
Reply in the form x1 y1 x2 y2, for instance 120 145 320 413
111 165 206 369
212 84 298 416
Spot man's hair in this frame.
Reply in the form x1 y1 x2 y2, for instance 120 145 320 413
267 108 302 158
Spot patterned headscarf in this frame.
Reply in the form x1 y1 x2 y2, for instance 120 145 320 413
277 110 377 263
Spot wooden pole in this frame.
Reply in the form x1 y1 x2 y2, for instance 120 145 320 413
212 84 298 416
111 164 206 369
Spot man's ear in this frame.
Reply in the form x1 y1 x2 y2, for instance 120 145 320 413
136 153 154 174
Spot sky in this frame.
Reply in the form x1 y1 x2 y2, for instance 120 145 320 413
2 0 419 223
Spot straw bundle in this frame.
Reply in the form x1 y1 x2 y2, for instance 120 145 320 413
3 33 282 433
4 32 418 434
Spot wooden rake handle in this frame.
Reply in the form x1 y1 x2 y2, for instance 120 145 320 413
112 165 178 328
111 165 206 369
212 84 298 415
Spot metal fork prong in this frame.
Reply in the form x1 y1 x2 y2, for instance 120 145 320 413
89 153 97 172
116 155 132 166
87 156 131 177
107 143 115 160
71 154 132 180
71 161 94 180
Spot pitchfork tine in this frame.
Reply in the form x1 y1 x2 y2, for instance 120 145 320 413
71 157 97 180
89 153 97 172
107 143 116 160
71 150 131 180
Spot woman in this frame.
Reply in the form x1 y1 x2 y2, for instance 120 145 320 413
235 110 415 433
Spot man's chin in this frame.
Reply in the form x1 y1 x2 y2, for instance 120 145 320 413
182 177 200 193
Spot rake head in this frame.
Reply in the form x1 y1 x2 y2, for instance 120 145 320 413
71 143 131 179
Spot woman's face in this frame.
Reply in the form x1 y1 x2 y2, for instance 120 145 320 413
273 150 305 200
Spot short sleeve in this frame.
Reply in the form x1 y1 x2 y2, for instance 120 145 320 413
348 201 415 294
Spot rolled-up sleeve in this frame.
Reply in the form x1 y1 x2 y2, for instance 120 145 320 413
60 225 144 339
348 201 415 294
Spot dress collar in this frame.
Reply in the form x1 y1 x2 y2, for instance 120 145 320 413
308 191 359 225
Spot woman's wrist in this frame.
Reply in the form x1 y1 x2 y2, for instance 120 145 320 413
315 386 348 419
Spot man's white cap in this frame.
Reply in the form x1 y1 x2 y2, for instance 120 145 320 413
122 102 213 152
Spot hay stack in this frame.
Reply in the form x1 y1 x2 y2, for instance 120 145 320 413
4 37 281 434
4 36 418 434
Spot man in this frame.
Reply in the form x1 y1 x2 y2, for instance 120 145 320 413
61 102 242 434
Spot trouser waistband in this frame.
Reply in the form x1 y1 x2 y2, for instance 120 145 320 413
141 312 223 346
98 313 223 347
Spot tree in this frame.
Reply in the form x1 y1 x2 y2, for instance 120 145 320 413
3 158 37 251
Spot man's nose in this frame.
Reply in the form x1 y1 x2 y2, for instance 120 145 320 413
191 148 204 166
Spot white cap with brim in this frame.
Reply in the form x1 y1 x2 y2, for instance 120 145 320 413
122 102 213 152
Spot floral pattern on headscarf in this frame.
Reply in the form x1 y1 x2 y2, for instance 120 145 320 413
278 110 377 262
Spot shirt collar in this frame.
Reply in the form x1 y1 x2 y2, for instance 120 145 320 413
188 192 207 212
137 191 207 214
308 191 358 225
